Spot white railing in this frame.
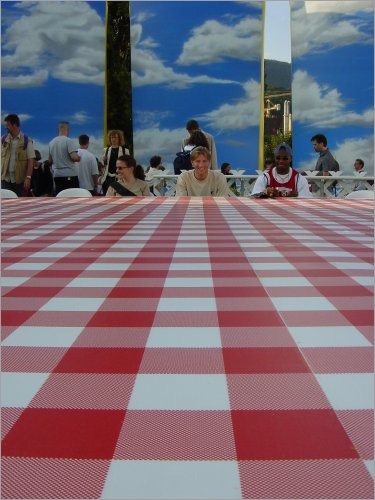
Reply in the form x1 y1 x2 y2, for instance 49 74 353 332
150 171 374 198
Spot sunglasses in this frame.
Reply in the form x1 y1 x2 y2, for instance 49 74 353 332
275 156 289 160
116 165 132 170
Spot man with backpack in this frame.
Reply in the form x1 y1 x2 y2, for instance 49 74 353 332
1 114 35 196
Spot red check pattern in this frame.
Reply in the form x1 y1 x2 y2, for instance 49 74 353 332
1 197 373 499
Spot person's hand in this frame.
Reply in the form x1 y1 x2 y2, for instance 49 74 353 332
288 189 298 197
24 176 31 190
265 187 280 198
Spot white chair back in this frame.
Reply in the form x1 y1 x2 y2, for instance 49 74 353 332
1 188 18 199
56 188 92 198
346 190 374 199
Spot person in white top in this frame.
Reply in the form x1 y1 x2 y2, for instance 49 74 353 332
176 147 229 196
252 143 311 198
77 134 99 195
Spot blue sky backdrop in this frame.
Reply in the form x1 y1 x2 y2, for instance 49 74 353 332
130 1 263 172
1 1 106 160
291 1 374 174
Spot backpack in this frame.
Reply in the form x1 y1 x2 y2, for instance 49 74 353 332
2 134 29 149
173 149 195 175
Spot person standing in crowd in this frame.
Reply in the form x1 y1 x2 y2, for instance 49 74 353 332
106 155 150 197
176 147 228 196
47 121 80 195
145 155 165 195
181 120 218 170
100 130 129 195
77 134 99 195
183 130 209 153
30 150 53 197
311 134 339 176
221 162 239 195
1 113 35 196
353 158 367 192
252 143 311 198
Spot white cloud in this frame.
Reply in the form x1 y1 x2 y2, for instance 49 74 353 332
198 79 261 131
2 2 105 88
177 16 262 65
1 70 49 89
292 2 373 58
133 126 186 169
292 70 374 128
334 135 374 175
305 1 374 14
69 111 90 125
131 43 239 89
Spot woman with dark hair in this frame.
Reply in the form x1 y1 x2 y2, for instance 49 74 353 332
183 130 209 152
100 129 129 194
106 155 151 197
145 155 165 194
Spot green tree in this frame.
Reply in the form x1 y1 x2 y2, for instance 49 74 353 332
106 1 133 152
264 131 292 165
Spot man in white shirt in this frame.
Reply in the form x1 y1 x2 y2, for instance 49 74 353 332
252 143 311 198
47 121 81 194
77 134 99 195
176 146 228 196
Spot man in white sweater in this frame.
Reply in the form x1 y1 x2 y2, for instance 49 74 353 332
176 147 228 196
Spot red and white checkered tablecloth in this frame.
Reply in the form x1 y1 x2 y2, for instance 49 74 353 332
1 197 373 499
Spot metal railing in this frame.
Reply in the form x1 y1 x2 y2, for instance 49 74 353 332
149 171 374 198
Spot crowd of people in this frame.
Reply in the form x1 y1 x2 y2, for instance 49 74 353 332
1 114 370 199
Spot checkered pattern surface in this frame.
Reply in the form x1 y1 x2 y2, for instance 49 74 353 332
1 196 373 499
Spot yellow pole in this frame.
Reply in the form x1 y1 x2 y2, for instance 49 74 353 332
258 0 265 171
103 0 108 147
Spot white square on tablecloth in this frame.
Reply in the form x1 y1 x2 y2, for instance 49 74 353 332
146 327 222 348
163 277 214 287
5 263 51 271
351 276 373 286
1 372 50 407
41 297 105 311
86 263 130 271
128 374 230 410
2 326 83 347
67 278 120 287
157 297 217 311
251 263 295 270
331 262 373 270
271 296 335 311
288 326 372 347
102 460 241 499
260 277 312 287
316 373 374 410
169 263 211 271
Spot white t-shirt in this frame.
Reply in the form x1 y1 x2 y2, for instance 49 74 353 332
77 149 99 190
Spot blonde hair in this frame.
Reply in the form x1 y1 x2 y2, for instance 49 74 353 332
107 129 125 146
190 146 211 161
